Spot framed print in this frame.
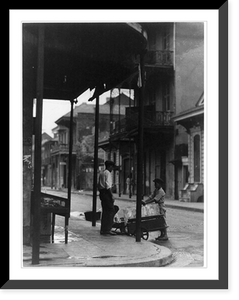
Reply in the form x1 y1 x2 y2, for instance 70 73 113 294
6 3 228 290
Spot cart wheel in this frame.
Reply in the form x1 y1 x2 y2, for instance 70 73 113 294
141 227 149 240
125 225 130 236
120 224 126 234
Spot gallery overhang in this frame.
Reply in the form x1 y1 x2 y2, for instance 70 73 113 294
24 22 147 264
23 23 147 101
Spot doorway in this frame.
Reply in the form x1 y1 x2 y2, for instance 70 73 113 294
194 134 200 182
123 158 132 194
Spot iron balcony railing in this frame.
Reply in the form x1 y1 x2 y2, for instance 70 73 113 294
112 106 174 135
145 50 174 67
51 143 77 155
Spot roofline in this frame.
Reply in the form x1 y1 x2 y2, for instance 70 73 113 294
55 102 128 124
55 115 76 125
172 106 204 122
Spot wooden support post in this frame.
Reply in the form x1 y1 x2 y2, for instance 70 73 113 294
118 89 121 197
66 98 76 243
129 89 132 198
32 25 44 264
92 95 100 226
51 213 55 243
65 216 69 244
136 54 145 242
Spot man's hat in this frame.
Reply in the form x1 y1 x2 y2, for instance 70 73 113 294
105 160 115 167
153 178 164 184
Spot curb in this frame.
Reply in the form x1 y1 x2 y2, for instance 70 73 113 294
80 192 204 213
23 229 174 267
165 204 204 213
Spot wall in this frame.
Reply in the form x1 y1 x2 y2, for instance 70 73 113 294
77 113 95 141
188 126 204 184
175 22 204 114
147 23 174 51
77 112 121 141
173 23 204 200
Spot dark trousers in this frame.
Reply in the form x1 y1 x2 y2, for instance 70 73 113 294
99 189 119 232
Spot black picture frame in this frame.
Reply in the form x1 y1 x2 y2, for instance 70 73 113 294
5 1 231 292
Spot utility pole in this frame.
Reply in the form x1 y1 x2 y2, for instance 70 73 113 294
66 98 77 243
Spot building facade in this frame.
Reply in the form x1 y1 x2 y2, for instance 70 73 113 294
99 22 204 201
172 93 204 202
41 132 57 188
172 23 204 201
36 23 205 246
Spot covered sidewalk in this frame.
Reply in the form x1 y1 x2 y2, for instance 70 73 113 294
23 22 148 264
23 218 173 267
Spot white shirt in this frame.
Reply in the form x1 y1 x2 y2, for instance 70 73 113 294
145 187 165 204
98 169 112 190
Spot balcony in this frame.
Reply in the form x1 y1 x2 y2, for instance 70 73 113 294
112 106 174 135
42 157 51 166
145 50 173 67
51 143 77 155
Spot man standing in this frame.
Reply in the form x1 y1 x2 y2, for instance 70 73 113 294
142 178 168 241
98 160 119 235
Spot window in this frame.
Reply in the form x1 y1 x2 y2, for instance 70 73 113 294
194 135 201 182
149 31 156 50
183 165 189 186
163 27 170 50
162 82 170 111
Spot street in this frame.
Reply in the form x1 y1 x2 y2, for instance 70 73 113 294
45 189 204 267
152 208 204 267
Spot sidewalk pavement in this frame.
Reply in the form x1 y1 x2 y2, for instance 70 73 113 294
23 218 173 267
25 188 203 267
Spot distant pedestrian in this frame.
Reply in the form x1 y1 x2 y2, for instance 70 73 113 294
98 160 119 235
125 174 132 195
142 178 168 240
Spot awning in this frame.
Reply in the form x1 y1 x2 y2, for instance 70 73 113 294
171 106 204 122
171 95 204 132
25 22 147 264
23 23 147 101
172 106 204 132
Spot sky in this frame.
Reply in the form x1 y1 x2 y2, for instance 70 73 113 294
42 89 110 137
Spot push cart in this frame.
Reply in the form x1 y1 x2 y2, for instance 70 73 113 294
112 214 168 240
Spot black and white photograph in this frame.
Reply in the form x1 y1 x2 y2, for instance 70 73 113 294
7 5 230 291
22 21 204 268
